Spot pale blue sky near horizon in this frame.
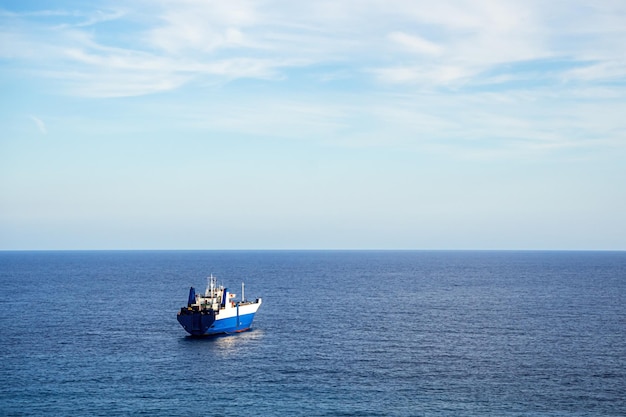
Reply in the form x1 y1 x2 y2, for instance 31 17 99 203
1 0 625 250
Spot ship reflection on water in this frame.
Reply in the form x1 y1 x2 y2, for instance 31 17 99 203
180 328 265 358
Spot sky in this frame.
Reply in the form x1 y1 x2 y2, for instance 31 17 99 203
1 0 625 250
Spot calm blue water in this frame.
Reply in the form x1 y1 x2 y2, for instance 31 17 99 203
1 251 625 416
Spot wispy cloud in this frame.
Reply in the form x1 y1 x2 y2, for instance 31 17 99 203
29 115 47 134
388 32 442 56
2 0 626 158
2 0 625 95
145 0 259 53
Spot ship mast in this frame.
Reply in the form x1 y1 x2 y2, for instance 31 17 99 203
242 282 245 302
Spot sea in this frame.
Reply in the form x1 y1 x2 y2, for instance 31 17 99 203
0 250 624 416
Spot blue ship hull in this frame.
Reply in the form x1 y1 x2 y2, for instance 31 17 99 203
178 278 262 336
177 311 257 336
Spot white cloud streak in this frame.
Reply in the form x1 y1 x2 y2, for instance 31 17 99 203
388 32 442 56
29 115 47 134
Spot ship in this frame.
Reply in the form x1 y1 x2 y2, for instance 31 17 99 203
177 274 262 336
